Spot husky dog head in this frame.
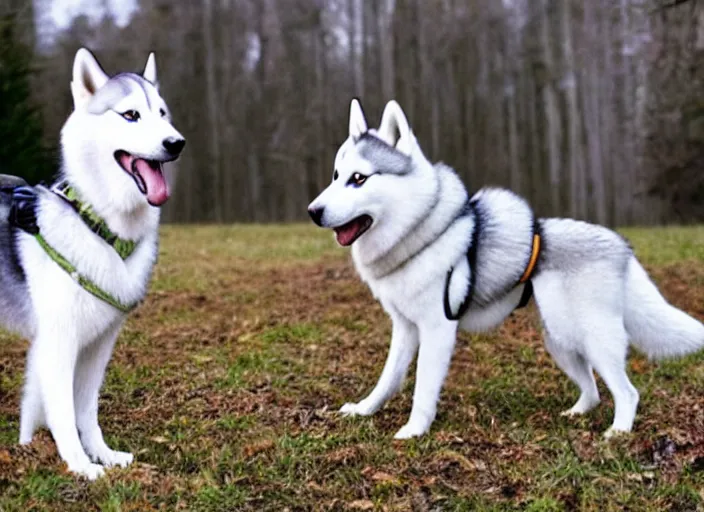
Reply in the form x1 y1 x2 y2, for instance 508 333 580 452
60 48 185 214
308 99 440 257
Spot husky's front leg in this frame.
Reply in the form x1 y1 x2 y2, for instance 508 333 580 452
340 309 419 417
394 318 457 439
74 323 133 469
29 329 105 479
19 350 45 444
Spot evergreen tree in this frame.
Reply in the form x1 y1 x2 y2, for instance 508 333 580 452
0 14 55 184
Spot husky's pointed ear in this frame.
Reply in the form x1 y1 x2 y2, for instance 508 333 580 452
143 52 158 87
348 98 368 140
379 100 413 156
70 48 109 109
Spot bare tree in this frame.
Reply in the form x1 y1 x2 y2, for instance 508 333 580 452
25 0 701 224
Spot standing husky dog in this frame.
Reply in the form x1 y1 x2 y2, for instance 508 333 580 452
0 49 184 478
308 99 704 440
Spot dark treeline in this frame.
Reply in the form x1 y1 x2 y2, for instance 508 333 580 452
4 0 704 224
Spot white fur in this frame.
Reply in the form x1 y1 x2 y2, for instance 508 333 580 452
71 48 109 110
624 257 704 359
377 100 414 156
310 99 704 440
143 52 158 86
348 98 367 140
14 48 183 479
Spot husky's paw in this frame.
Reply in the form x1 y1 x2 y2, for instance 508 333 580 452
561 396 600 417
70 461 106 480
339 401 376 417
560 404 595 418
89 447 134 468
603 427 631 440
393 422 429 440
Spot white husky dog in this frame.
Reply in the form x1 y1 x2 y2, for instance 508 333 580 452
0 48 184 478
308 98 704 440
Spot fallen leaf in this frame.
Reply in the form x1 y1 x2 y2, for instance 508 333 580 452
348 499 375 510
306 481 325 492
371 471 397 483
0 450 12 465
243 439 275 458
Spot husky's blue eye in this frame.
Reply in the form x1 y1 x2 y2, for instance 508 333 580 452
121 110 140 122
347 172 367 187
333 170 339 181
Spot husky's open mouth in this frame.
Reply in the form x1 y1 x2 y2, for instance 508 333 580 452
114 150 170 206
334 214 373 246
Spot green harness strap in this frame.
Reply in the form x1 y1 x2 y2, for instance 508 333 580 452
56 183 137 260
35 183 140 313
35 233 138 314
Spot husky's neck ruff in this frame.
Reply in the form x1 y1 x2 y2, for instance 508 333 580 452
354 163 469 279
52 181 137 259
27 181 142 313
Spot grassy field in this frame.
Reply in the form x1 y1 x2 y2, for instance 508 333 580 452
0 225 703 511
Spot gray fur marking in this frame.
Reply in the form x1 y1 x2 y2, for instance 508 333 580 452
0 190 33 336
356 133 411 175
538 218 632 273
0 175 28 189
88 73 152 115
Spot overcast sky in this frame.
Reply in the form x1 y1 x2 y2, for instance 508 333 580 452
41 0 138 43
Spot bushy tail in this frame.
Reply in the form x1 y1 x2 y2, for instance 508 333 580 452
625 256 704 360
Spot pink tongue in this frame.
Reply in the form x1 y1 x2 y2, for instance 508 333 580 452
133 159 169 206
335 221 362 246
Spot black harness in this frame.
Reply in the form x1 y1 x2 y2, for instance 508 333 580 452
443 200 541 321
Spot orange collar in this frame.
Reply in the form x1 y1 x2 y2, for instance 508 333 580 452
519 233 541 283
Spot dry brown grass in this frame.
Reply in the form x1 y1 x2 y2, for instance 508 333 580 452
0 224 702 511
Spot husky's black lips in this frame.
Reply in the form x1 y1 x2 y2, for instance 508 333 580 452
130 159 148 194
334 214 373 246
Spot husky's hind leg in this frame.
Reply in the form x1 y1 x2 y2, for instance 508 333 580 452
341 309 419 417
74 324 133 468
534 267 637 436
545 338 600 417
584 322 639 437
19 350 45 444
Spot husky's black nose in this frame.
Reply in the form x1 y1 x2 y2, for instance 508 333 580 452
308 206 325 226
163 137 186 156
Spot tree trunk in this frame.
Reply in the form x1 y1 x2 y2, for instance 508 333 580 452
584 0 608 225
202 0 221 221
561 0 588 221
378 0 396 100
539 0 562 217
505 12 521 193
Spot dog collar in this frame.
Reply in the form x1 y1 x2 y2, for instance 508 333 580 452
52 181 137 260
519 233 541 283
